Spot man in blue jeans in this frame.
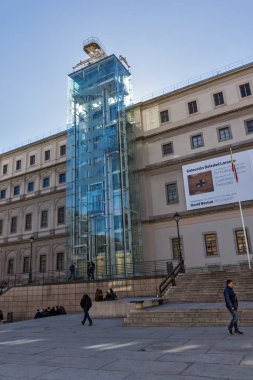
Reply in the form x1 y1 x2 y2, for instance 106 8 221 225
224 279 243 335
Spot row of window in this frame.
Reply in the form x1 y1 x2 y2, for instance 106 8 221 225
7 252 65 275
1 145 66 175
0 207 65 235
161 119 253 156
160 82 252 124
0 173 66 200
172 229 250 259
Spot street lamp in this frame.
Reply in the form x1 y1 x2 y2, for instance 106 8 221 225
173 213 185 271
28 236 34 284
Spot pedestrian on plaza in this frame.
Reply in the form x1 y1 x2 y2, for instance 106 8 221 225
224 279 243 335
87 261 95 280
0 309 3 321
80 293 93 326
68 263 76 280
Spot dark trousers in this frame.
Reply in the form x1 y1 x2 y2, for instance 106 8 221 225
82 309 92 324
68 271 75 280
227 308 239 331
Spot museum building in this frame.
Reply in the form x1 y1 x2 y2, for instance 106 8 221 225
0 40 253 280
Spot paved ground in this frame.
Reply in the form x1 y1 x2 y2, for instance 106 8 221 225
0 313 253 379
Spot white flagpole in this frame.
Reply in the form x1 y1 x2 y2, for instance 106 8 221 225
230 148 251 269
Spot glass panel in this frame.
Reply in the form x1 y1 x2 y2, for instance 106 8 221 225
66 53 142 276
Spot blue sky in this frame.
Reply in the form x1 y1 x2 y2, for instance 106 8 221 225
0 0 253 150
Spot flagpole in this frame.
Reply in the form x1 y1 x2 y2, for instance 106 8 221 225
230 148 251 269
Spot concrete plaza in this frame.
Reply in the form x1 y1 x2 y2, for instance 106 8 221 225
0 314 253 380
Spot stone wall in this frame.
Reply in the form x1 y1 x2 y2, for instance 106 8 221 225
0 276 164 321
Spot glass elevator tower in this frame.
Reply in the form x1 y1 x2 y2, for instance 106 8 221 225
66 38 142 278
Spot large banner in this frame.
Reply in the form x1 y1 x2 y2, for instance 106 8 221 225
182 149 253 210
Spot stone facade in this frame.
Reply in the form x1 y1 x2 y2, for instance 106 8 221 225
134 63 253 268
0 132 67 279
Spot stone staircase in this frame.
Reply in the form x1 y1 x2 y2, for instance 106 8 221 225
123 269 253 327
164 270 253 304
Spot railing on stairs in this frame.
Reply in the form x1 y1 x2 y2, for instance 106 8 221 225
159 259 185 297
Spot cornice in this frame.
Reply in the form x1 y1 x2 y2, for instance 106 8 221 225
142 200 253 225
136 104 253 143
138 137 253 174
0 188 66 210
0 232 66 249
0 160 66 185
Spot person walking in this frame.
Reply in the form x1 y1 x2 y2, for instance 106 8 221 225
68 263 76 280
224 279 243 335
87 261 95 280
80 293 93 326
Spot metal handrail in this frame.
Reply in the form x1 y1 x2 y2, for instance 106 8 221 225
159 259 185 297
0 259 176 290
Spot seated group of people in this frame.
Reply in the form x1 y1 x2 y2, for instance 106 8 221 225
34 306 66 319
95 288 118 301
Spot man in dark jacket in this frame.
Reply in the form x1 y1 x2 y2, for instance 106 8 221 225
224 279 243 335
80 293 93 326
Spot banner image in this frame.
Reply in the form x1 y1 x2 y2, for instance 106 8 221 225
182 149 253 210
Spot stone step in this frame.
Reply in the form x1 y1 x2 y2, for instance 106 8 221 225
122 321 252 329
123 308 253 327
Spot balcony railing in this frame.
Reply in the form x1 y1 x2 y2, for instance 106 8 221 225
0 259 179 289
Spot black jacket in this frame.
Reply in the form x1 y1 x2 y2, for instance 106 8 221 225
224 287 238 310
80 295 92 311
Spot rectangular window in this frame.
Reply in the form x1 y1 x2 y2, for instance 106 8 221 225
60 145 66 156
204 233 218 256
166 183 179 204
30 155 36 166
41 210 48 228
160 110 169 123
188 100 198 114
25 213 32 231
0 189 6 199
240 83 251 98
8 259 14 275
10 217 17 233
13 185 20 196
235 229 250 254
245 119 253 134
39 255 47 273
213 92 224 106
172 238 183 260
0 219 3 235
218 126 231 141
23 257 30 274
27 182 34 192
56 252 64 270
191 134 204 148
44 150 51 161
43 177 50 188
162 142 173 156
59 173 66 184
3 164 8 175
57 207 65 225
16 160 21 171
